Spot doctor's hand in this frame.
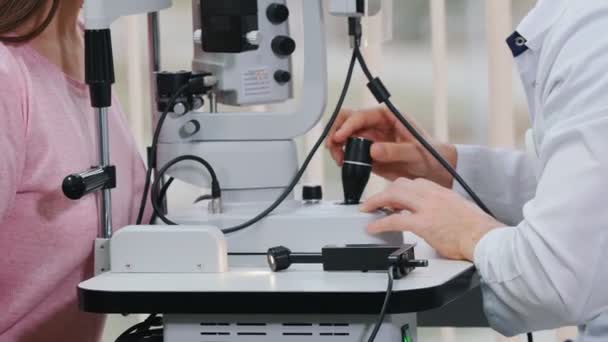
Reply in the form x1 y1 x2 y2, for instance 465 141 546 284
326 106 457 188
361 178 503 261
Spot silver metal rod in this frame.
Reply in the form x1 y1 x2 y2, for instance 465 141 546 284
147 12 161 73
97 107 113 238
209 91 218 113
147 12 169 214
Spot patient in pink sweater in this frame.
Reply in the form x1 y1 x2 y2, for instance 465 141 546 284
0 1 148 341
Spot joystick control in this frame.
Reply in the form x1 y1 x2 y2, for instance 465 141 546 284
342 137 373 205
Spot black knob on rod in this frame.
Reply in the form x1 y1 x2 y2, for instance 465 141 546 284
62 166 116 200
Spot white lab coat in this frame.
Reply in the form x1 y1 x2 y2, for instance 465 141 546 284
453 0 608 340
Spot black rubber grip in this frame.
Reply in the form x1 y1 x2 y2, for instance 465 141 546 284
85 29 115 108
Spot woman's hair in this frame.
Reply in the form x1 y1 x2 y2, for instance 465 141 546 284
0 0 59 43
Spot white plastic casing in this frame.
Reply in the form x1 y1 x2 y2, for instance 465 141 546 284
192 0 293 106
329 0 382 17
110 225 228 273
84 0 172 29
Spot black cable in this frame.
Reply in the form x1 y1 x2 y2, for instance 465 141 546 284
136 167 153 225
218 48 358 234
367 266 394 342
116 314 162 342
152 155 220 226
136 83 191 225
139 57 356 233
149 177 175 224
353 47 494 217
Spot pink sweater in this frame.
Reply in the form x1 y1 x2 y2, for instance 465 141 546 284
0 43 148 341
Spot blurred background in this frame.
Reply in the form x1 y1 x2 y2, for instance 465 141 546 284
102 0 577 341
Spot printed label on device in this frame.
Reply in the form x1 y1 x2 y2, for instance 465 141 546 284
242 67 272 99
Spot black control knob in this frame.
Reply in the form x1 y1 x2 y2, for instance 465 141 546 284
267 246 292 272
62 166 115 200
342 137 373 205
274 70 292 84
267 3 290 24
272 36 296 57
302 185 323 202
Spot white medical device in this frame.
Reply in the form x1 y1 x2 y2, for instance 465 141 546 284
68 1 477 341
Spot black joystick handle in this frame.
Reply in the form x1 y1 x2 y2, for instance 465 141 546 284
62 166 116 200
342 137 373 205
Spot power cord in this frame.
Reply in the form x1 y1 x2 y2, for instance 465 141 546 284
151 155 220 226
149 177 174 224
116 314 162 342
219 48 358 234
367 266 395 342
136 81 192 225
353 46 493 216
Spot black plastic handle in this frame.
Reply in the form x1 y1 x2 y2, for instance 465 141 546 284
62 166 116 200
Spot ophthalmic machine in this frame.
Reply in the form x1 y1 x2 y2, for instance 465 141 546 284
64 1 479 341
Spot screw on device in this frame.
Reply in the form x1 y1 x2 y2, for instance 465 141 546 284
342 137 373 205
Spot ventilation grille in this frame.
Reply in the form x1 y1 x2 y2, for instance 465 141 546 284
198 321 352 339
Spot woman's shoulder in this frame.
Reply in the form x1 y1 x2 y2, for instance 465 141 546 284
0 42 28 88
0 42 29 123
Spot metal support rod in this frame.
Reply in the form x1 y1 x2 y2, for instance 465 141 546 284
209 91 218 113
97 107 113 238
147 12 169 215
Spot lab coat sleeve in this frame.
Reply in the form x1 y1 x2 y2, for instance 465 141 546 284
475 7 608 336
0 47 26 224
453 145 537 225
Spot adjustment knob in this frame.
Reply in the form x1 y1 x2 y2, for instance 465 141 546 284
342 137 373 205
302 185 323 203
267 3 290 24
274 70 292 84
271 36 296 57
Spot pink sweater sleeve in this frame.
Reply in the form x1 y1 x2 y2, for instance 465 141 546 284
0 47 26 223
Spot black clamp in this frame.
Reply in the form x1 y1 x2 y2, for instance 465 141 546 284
156 71 213 114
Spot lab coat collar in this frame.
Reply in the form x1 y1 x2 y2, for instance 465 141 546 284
516 0 568 50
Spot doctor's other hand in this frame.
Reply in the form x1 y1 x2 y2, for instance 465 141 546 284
360 178 503 261
326 106 457 188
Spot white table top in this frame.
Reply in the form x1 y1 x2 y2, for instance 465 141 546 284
79 259 477 314
80 259 473 294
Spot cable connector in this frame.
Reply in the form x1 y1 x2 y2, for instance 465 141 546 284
367 77 391 104
208 197 223 214
208 179 223 214
348 17 363 48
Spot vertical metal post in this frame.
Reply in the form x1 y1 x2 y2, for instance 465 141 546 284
147 12 169 214
209 91 218 113
97 107 113 238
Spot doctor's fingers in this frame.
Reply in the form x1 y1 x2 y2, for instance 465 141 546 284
326 109 354 165
371 142 422 164
367 212 424 235
360 181 423 213
333 107 396 143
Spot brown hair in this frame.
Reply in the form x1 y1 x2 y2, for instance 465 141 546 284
0 0 59 43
